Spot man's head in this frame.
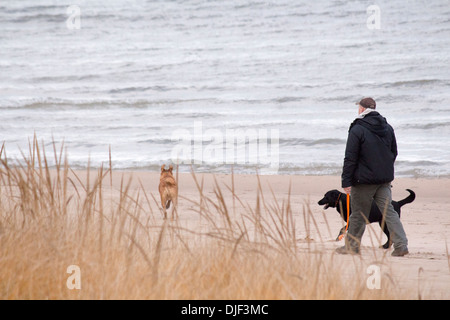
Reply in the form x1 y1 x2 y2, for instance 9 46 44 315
356 97 376 114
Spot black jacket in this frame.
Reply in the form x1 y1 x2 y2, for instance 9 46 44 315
341 111 397 188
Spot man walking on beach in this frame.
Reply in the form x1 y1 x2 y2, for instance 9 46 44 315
337 97 409 256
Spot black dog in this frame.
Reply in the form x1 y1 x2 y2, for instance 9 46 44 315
318 189 415 248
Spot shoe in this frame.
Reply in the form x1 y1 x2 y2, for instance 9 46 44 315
391 247 409 257
335 245 360 255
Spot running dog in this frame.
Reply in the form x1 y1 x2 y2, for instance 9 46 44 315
159 164 178 219
317 189 415 248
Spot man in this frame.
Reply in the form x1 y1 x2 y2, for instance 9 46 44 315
337 97 409 256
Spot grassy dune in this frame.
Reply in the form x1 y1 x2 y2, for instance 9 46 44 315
0 140 406 299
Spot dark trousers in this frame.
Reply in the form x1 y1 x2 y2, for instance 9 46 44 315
346 183 408 250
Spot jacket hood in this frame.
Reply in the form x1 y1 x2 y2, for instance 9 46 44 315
351 112 390 137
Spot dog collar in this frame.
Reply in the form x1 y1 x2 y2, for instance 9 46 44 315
335 193 342 208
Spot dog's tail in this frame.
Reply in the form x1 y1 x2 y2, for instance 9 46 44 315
397 189 416 207
165 199 172 210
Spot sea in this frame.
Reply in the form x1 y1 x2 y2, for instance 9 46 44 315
1 0 449 177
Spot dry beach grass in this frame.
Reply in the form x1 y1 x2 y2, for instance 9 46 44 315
0 140 449 299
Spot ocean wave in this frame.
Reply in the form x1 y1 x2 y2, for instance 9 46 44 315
109 86 170 94
316 95 360 103
272 96 305 103
0 97 220 110
277 162 342 176
280 138 346 147
396 160 440 167
1 5 129 23
108 160 450 178
6 13 68 23
380 79 446 88
30 75 99 82
395 168 450 179
3 156 447 178
3 145 447 178
137 138 179 145
395 159 450 178
400 122 450 130
2 4 66 13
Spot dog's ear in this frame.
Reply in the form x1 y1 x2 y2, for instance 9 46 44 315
169 164 173 172
161 164 165 172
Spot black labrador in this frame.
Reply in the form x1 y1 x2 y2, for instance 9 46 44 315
318 189 415 248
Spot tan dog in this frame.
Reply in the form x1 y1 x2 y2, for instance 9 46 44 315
159 164 178 219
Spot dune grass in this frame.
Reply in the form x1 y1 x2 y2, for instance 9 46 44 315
0 139 406 299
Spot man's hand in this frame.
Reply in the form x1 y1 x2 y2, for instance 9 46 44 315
344 186 352 194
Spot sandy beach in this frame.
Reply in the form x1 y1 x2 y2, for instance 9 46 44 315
102 170 450 299
2 160 450 299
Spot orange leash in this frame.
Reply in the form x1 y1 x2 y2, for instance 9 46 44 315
338 193 350 241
